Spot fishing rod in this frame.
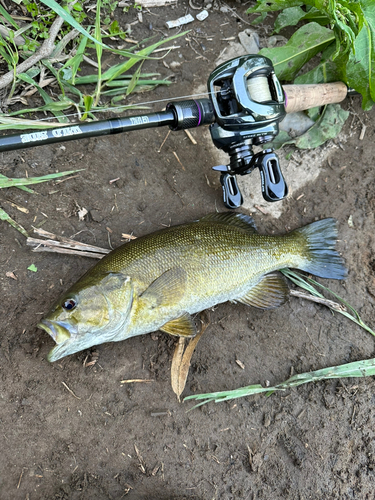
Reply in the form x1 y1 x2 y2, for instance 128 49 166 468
0 55 350 209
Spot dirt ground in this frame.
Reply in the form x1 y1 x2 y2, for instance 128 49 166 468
1 1 375 499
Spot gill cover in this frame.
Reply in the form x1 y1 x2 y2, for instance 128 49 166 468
42 272 133 362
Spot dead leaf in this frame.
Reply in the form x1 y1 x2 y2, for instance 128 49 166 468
6 271 18 280
171 337 185 399
171 312 210 400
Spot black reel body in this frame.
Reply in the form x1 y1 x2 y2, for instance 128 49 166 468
208 55 288 208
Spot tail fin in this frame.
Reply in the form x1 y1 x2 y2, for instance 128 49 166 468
293 218 347 280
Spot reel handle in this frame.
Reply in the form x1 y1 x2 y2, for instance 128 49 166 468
283 82 348 114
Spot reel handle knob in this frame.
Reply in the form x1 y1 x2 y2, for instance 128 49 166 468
257 150 288 202
212 165 243 209
220 172 243 209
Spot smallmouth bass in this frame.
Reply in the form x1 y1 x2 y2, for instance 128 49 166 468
38 212 347 362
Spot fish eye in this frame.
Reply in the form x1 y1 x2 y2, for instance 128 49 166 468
62 298 76 311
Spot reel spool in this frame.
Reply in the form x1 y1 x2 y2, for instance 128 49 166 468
207 55 288 209
246 74 273 103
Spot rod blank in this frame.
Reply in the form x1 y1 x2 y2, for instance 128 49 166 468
0 110 176 153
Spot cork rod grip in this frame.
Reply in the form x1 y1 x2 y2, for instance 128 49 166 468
283 82 348 113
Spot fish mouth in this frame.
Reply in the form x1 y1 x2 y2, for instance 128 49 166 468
38 319 77 362
38 319 74 344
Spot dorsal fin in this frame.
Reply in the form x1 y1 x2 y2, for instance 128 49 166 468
198 212 257 232
236 273 289 310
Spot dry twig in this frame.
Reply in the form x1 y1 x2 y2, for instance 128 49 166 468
61 381 81 400
27 227 110 259
290 289 346 311
0 15 65 90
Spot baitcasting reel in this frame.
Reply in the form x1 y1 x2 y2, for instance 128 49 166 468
207 55 287 208
0 54 349 209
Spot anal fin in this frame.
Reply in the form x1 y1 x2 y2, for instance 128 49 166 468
160 312 197 338
237 273 289 310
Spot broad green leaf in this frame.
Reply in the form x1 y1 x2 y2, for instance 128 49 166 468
269 104 349 149
247 0 303 14
294 44 345 84
250 12 267 25
259 23 335 81
345 0 375 109
306 106 321 121
274 7 308 32
27 264 38 272
295 104 349 148
274 6 329 32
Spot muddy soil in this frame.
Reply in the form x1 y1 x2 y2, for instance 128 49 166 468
1 2 375 499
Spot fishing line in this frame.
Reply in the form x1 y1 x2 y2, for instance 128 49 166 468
22 90 217 123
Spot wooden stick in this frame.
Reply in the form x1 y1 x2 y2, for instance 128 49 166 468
27 228 111 258
27 238 107 259
290 289 346 311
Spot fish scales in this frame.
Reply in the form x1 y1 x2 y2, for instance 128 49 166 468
38 212 347 362
89 224 298 300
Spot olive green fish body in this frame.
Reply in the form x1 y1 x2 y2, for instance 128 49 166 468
39 213 346 362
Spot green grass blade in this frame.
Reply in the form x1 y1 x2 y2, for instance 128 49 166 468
105 78 169 87
0 173 34 193
281 269 375 337
105 31 189 85
0 5 19 29
16 73 71 123
40 0 136 58
42 60 83 102
185 358 375 408
64 34 88 85
40 0 109 50
73 71 160 85
0 116 65 130
126 62 142 96
0 170 83 188
6 98 75 118
93 0 103 107
0 206 28 237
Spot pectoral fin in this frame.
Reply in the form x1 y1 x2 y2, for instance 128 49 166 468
237 273 289 309
160 312 197 338
140 268 187 309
